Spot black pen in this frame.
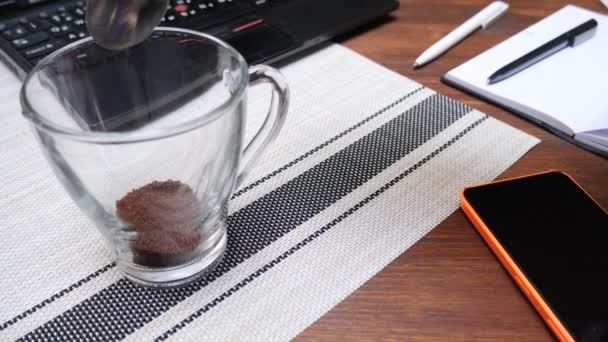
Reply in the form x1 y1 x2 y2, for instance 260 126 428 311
487 19 598 84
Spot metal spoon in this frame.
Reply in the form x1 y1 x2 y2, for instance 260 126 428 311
86 0 169 50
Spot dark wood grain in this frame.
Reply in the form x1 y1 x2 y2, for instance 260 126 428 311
295 1 608 341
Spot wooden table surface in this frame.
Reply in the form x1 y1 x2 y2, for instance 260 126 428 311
297 1 608 340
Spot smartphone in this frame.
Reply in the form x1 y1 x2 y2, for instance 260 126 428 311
460 171 608 342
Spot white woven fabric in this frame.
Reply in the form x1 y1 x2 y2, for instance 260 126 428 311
0 44 539 341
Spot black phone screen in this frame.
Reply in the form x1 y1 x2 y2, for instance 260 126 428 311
463 171 608 341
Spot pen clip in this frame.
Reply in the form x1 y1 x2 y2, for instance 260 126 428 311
481 1 510 29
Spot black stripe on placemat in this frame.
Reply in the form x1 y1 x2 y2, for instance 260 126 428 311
232 86 425 198
0 88 424 332
19 93 471 342
0 262 116 332
155 115 489 341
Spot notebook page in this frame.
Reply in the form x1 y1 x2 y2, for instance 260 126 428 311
446 5 608 135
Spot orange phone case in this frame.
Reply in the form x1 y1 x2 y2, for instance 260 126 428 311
460 170 606 342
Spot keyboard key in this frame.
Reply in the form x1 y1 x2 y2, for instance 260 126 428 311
51 24 72 37
67 32 78 41
38 20 52 30
185 0 253 30
49 26 69 37
73 19 85 27
3 25 28 40
23 40 64 59
0 21 16 31
26 21 40 32
50 15 62 24
74 8 85 17
19 18 30 25
12 32 50 49
3 19 19 27
39 12 50 19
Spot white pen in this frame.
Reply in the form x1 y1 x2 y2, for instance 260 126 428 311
414 1 509 68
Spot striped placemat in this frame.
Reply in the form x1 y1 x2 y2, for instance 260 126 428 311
0 44 539 341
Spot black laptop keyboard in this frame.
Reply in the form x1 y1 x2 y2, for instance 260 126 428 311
1 2 87 65
0 0 274 71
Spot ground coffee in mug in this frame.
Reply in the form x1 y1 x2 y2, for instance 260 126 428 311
116 180 202 267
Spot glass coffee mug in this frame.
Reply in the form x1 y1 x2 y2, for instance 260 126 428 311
20 28 289 287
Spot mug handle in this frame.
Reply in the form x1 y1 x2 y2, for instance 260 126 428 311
236 64 290 187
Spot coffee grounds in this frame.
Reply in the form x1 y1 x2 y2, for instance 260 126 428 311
116 180 202 267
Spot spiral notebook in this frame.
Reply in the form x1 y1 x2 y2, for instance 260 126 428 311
443 5 608 157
